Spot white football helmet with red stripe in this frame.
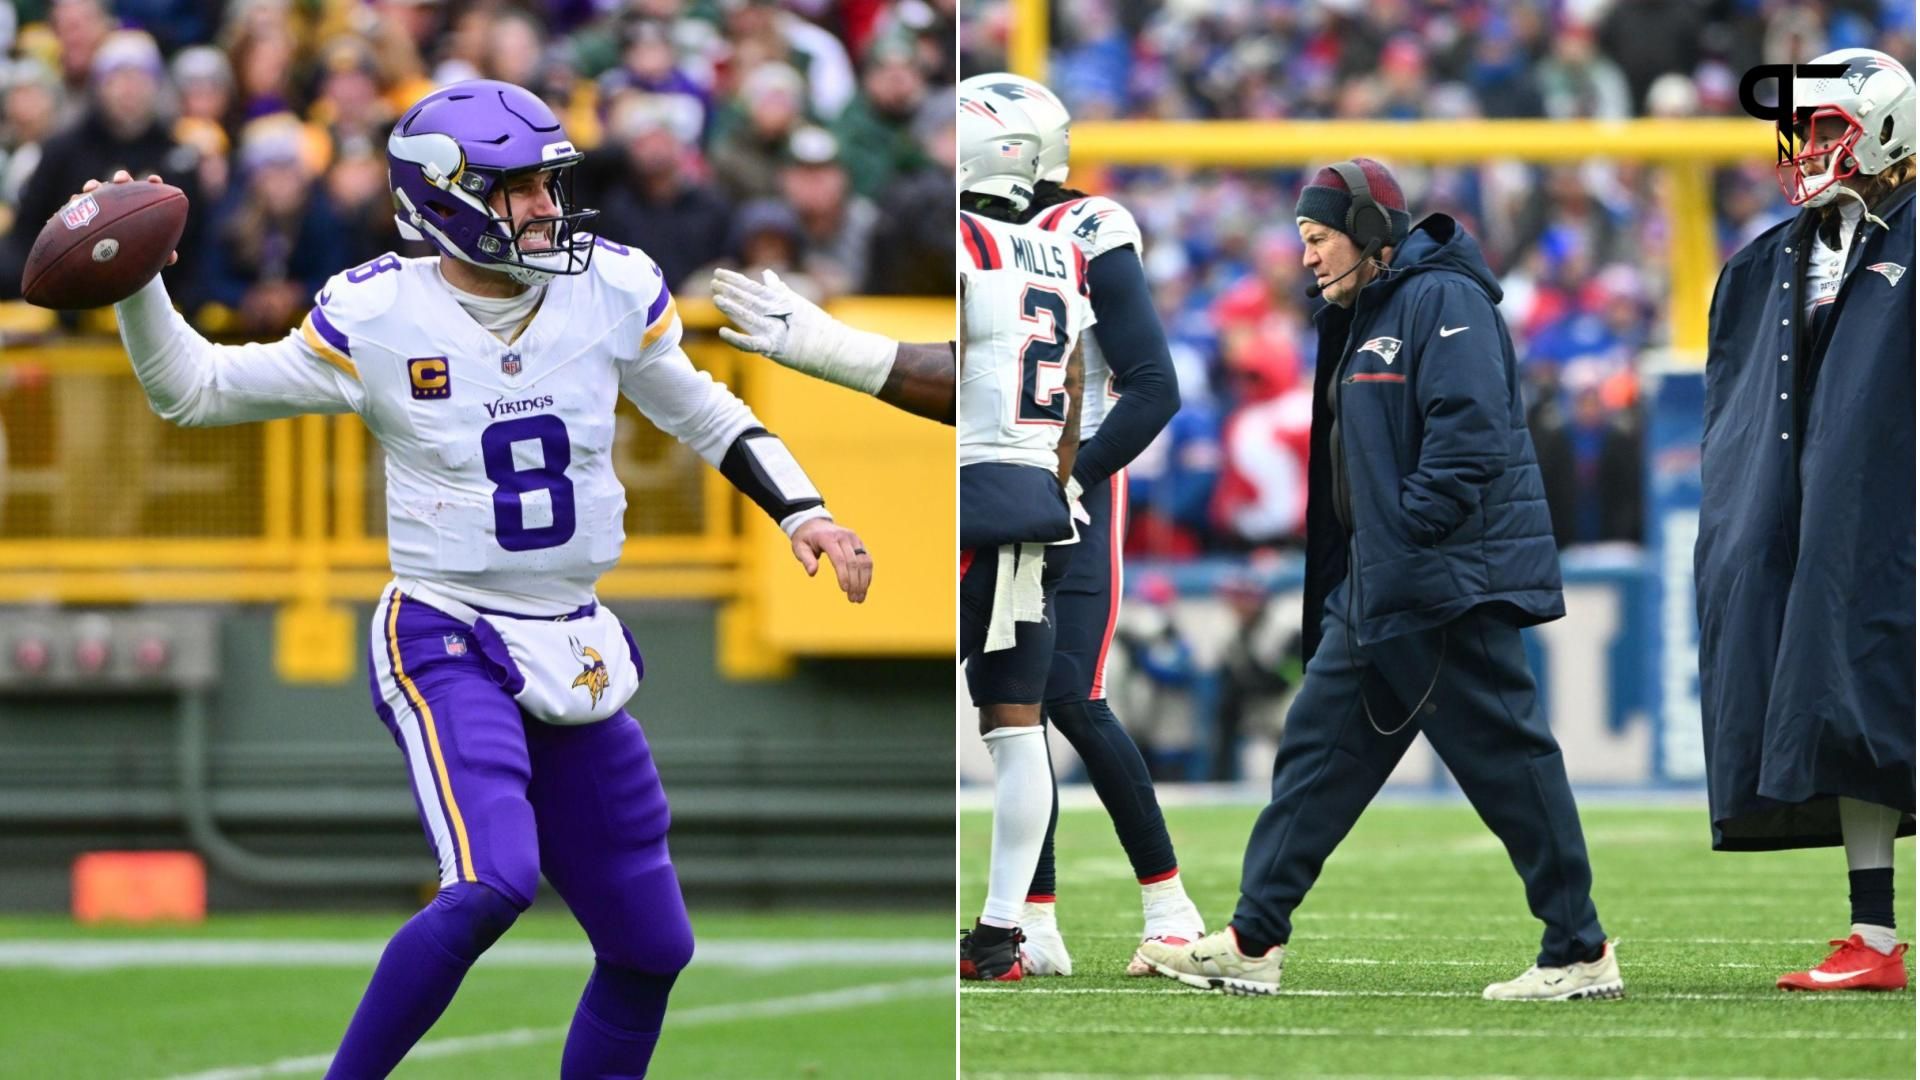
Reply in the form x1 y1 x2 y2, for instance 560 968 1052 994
1780 48 1915 207
959 94 1043 215
959 73 1072 184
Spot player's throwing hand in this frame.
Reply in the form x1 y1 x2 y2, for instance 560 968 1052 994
789 517 873 603
77 170 178 266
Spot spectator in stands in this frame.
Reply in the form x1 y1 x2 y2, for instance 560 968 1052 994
198 117 346 334
0 30 201 300
862 85 949 294
0 59 61 224
483 8 544 88
833 32 926 199
325 142 402 271
595 17 709 145
48 0 112 127
708 61 808 203
310 37 394 163
226 18 298 123
583 92 732 290
780 125 875 298
169 46 233 206
720 0 854 122
1535 22 1633 121
682 196 823 301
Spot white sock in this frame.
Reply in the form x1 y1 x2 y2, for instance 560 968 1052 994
1852 923 1899 955
1839 797 1899 870
982 726 1051 929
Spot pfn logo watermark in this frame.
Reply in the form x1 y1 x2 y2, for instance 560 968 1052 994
1738 64 1847 159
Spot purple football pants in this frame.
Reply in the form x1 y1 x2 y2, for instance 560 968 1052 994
328 586 694 1078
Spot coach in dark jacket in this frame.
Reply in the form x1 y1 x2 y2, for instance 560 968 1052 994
1142 160 1617 1000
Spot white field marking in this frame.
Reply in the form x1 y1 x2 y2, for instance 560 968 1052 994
960 987 1905 1003
968 1021 1911 1043
159 975 951 1080
0 938 948 973
1068 933 1831 945
963 1073 1890 1080
957 784 1711 811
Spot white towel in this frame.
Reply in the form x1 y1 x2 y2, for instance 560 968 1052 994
985 543 1049 652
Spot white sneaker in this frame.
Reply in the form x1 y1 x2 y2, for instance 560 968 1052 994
1483 940 1625 1001
1126 874 1206 976
1133 926 1283 996
1019 901 1072 976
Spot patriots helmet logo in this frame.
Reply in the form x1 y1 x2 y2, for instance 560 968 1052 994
569 636 610 708
1867 262 1906 287
1358 336 1404 365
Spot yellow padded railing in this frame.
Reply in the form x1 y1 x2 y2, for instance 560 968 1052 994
0 297 955 674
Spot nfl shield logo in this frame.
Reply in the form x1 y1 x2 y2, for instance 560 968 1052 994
443 634 468 657
61 195 99 230
501 351 522 376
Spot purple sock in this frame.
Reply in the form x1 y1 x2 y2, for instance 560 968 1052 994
560 962 678 1079
326 883 522 1079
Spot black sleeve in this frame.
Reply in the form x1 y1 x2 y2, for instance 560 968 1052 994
1069 246 1181 491
718 426 827 526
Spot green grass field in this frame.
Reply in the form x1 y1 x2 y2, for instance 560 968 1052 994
961 801 1915 1079
0 908 951 1079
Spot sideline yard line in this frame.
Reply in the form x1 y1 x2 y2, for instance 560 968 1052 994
158 975 951 1080
969 1021 1911 1042
1070 933 1844 945
0 938 948 972
961 986 1909 1002
963 1073 1887 1080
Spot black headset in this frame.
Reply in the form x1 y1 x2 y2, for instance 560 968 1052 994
1331 160 1392 252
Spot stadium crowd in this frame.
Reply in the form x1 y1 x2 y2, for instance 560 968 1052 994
963 0 1915 556
0 0 956 338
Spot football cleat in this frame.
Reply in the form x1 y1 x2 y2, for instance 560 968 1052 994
1133 926 1282 996
1019 901 1072 976
960 924 1025 982
1483 940 1625 1001
1127 875 1206 976
1777 935 1909 992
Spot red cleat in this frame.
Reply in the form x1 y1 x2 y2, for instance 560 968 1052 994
959 925 1025 982
1777 935 1909 991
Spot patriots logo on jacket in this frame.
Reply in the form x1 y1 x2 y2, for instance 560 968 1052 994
1867 262 1906 287
569 636 610 708
1358 336 1403 365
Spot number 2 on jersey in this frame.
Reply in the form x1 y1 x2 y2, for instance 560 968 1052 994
1016 285 1070 425
481 415 577 551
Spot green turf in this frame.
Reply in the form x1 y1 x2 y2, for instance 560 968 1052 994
0 909 952 1079
961 803 1915 1079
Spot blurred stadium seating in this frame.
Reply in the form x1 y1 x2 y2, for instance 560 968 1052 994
0 0 955 911
957 0 1913 788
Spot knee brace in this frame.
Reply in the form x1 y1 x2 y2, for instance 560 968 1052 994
420 881 525 964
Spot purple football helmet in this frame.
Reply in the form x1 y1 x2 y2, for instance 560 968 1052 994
388 80 598 285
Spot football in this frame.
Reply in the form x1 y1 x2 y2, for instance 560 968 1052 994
20 181 188 310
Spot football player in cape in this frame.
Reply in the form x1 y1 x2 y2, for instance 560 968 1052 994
1697 47 1916 992
94 80 873 1076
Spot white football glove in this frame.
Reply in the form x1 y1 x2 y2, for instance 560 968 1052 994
710 268 897 395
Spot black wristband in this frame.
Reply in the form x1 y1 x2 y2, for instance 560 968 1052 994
719 427 826 525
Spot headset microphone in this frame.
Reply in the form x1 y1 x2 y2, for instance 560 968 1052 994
1305 238 1381 299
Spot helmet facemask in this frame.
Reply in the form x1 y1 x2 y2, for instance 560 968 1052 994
391 127 600 286
1778 107 1866 208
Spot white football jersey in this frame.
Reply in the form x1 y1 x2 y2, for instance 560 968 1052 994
122 238 767 615
958 210 1096 471
1028 195 1144 438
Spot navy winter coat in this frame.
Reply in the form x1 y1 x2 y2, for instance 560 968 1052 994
1696 183 1916 851
1300 214 1563 658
